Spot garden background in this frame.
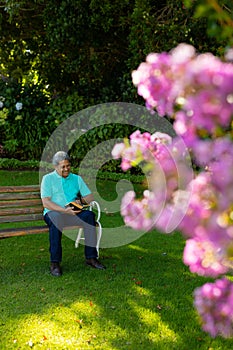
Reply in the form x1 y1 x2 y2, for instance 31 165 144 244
0 0 232 166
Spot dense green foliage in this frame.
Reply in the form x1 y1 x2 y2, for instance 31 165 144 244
1 0 223 94
0 158 145 181
0 0 231 160
184 0 233 47
0 79 50 158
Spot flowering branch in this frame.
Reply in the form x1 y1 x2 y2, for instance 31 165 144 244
112 43 233 337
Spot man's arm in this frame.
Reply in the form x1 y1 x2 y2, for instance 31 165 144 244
80 193 94 204
77 176 94 204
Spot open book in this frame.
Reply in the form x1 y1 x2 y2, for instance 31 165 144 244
65 201 90 212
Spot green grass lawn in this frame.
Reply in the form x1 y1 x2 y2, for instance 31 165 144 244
1 170 233 349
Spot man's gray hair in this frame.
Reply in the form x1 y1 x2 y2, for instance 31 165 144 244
52 151 71 166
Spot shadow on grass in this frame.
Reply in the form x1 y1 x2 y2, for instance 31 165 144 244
1 231 233 349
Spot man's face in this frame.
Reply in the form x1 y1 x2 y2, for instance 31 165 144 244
55 159 71 178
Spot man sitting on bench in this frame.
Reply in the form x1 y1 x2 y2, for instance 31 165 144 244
40 151 106 276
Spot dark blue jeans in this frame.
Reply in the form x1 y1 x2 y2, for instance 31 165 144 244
44 210 98 263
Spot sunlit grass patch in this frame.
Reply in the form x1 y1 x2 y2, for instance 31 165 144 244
8 302 104 349
130 303 179 343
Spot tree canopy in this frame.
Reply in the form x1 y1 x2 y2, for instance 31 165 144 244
0 0 225 96
0 0 232 160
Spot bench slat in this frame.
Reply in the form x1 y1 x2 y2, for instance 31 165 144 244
0 213 43 223
0 225 48 238
0 185 40 193
0 224 87 239
0 192 40 200
0 207 43 216
0 199 42 208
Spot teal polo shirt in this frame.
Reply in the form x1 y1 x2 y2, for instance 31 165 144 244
40 170 91 215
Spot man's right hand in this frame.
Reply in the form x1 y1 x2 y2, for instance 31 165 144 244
64 206 77 215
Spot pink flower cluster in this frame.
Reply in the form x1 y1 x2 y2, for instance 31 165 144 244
179 147 233 278
183 238 229 278
194 278 233 338
132 44 233 149
112 130 173 171
112 130 193 233
113 43 233 337
120 190 157 231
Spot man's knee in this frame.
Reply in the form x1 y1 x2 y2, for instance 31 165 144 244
47 211 64 231
79 210 96 225
88 211 95 220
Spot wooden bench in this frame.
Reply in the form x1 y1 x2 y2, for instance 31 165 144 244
0 185 102 252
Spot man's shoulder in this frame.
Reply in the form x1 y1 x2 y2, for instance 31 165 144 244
43 170 56 178
42 170 57 183
70 172 81 180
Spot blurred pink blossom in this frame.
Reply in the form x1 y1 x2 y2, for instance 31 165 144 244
183 238 229 277
194 278 233 338
115 43 233 338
